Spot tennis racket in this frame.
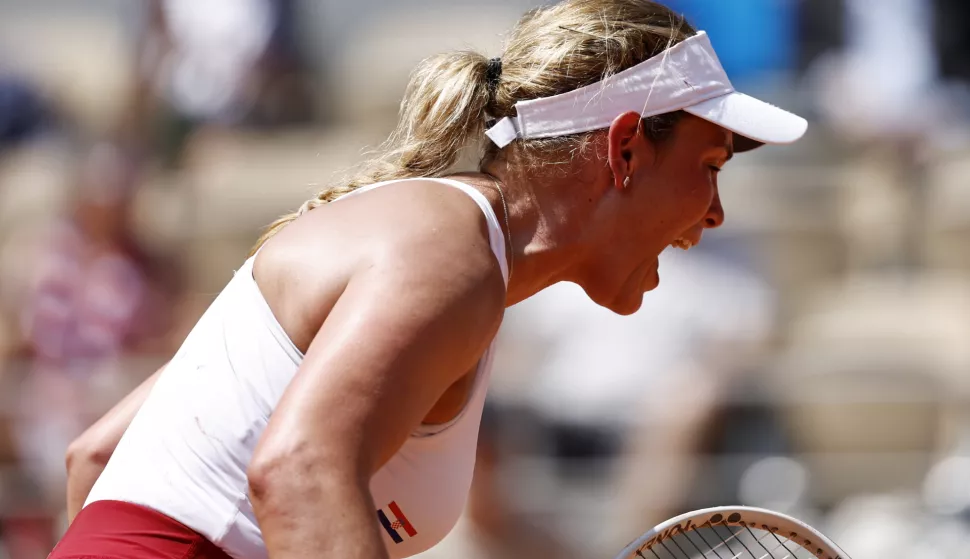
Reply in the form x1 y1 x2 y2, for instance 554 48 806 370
613 506 850 559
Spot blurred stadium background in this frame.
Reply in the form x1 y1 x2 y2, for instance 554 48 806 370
1 0 970 557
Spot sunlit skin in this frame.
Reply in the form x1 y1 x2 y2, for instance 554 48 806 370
59 112 739 559
586 112 731 314
477 111 732 316
52 0 793 555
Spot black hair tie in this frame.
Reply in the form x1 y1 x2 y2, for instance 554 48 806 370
485 57 503 98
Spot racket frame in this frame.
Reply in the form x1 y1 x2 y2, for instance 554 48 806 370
613 506 850 559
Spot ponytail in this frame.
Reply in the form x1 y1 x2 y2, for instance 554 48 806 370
252 0 701 257
250 50 493 255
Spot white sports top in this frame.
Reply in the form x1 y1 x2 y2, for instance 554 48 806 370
85 178 509 559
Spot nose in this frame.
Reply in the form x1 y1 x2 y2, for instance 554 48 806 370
704 189 724 229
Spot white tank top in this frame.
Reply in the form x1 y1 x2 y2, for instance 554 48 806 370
85 178 509 559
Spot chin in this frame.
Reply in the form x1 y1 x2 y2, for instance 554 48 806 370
580 286 636 316
597 287 650 316
643 266 661 291
607 299 643 316
584 264 660 315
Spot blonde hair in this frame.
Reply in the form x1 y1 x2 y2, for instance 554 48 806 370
250 0 695 255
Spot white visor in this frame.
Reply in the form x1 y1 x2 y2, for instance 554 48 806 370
485 31 807 151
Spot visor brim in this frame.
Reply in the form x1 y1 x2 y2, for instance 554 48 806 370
684 91 807 153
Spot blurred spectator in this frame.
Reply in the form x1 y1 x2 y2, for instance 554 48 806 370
802 0 970 142
932 0 970 134
808 0 941 140
7 141 184 531
0 2 969 556
0 516 50 559
796 0 847 77
0 65 61 559
18 143 182 365
933 0 970 85
0 74 51 152
125 0 316 167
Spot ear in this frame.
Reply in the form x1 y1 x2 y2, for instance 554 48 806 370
606 111 648 191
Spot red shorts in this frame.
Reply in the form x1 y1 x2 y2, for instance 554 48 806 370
49 500 233 559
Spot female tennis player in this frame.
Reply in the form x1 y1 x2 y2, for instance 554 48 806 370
51 1 806 558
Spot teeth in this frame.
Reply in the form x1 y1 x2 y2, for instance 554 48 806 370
672 238 693 250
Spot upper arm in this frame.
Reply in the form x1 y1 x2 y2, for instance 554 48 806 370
251 245 506 483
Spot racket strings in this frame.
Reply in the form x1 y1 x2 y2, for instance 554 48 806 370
691 522 730 559
742 524 785 558
764 525 801 559
635 521 820 559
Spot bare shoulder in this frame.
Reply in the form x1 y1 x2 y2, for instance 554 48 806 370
328 179 503 285
252 181 509 479
364 179 508 322
257 179 507 352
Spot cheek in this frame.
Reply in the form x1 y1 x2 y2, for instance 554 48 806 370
628 168 713 246
662 171 715 230
687 179 716 221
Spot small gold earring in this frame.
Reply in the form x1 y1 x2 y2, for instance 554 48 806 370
623 176 631 188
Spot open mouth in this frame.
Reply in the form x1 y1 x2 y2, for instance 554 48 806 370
670 237 695 251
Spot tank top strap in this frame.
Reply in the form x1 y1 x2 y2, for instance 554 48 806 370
252 177 509 286
421 178 509 286
337 177 510 286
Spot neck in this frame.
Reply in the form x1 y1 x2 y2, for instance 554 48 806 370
467 163 597 306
